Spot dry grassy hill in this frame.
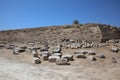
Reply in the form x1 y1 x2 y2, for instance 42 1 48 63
0 23 120 44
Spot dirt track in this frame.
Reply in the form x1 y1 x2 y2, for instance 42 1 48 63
0 47 120 80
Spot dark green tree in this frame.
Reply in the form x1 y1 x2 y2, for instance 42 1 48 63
73 20 79 24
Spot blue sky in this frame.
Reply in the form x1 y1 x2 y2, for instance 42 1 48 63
0 0 120 30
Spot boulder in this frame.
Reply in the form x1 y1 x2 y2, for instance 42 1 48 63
56 58 70 65
111 46 119 52
42 54 49 61
41 51 50 61
62 54 73 61
74 50 87 54
12 47 20 55
88 56 96 61
28 42 35 46
70 43 81 49
75 53 86 58
48 56 60 62
31 49 39 57
33 57 41 64
0 43 6 48
19 47 26 53
52 46 61 53
7 44 15 49
40 45 49 52
53 53 62 57
40 51 50 56
96 53 105 58
88 50 96 55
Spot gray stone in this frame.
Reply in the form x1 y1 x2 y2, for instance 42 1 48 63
53 53 62 57
96 53 105 58
40 45 49 52
62 54 73 61
111 46 119 52
56 58 70 65
52 46 61 53
70 43 82 49
31 49 39 57
75 53 86 58
7 44 15 49
88 56 96 61
40 51 50 56
88 50 96 55
42 54 49 61
33 57 41 64
48 56 60 62
74 50 87 55
12 47 20 55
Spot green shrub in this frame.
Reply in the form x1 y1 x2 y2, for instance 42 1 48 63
73 20 79 24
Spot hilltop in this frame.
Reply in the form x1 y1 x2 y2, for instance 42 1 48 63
0 23 120 44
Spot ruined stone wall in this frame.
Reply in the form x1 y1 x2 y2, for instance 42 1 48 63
99 25 120 42
0 24 119 43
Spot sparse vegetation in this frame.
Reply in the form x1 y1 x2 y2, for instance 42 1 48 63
73 20 79 25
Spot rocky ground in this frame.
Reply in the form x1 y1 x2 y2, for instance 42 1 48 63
0 45 120 80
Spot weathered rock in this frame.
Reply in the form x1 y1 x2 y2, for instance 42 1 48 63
40 45 49 52
75 53 86 58
12 46 25 55
69 39 75 43
53 53 62 57
48 56 60 62
19 47 26 53
96 53 105 58
41 51 51 60
56 58 70 65
7 44 15 49
111 46 119 52
0 43 6 48
62 54 73 61
40 51 50 56
42 54 49 61
70 43 82 49
31 49 39 57
74 50 87 54
88 50 96 55
28 42 35 46
88 56 96 61
52 46 61 53
32 57 41 64
13 47 19 55
98 43 107 47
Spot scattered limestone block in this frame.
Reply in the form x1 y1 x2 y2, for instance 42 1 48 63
48 56 60 62
53 53 62 57
56 58 70 65
88 50 96 55
74 50 87 54
52 46 61 53
33 57 41 64
75 53 86 58
96 53 105 58
88 55 96 61
62 54 73 61
111 46 119 53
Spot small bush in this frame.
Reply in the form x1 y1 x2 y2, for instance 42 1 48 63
73 20 79 24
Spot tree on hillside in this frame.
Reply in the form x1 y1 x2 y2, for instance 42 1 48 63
73 20 79 24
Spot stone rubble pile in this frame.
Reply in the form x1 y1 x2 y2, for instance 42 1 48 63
0 39 119 65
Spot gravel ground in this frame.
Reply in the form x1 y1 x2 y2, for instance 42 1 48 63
0 47 120 80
